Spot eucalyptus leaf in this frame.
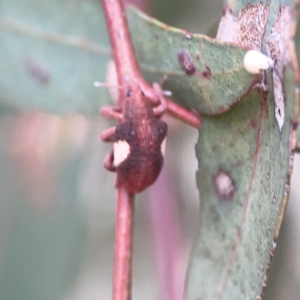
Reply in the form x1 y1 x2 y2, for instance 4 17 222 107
0 0 110 114
128 7 257 115
185 0 299 298
0 1 257 116
186 68 296 299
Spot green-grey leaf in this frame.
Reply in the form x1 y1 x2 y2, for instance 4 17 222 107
184 0 299 298
128 7 257 115
185 67 296 299
0 0 110 114
0 2 256 115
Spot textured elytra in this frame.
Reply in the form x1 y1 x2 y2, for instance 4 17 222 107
112 119 167 193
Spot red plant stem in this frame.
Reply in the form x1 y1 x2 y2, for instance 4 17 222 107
166 99 201 128
113 186 135 300
101 0 201 129
101 0 200 297
101 0 140 106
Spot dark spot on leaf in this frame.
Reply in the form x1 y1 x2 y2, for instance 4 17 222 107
212 211 219 221
23 55 50 84
202 65 212 79
213 169 236 201
250 119 257 127
292 121 298 130
235 160 242 166
277 107 281 117
177 49 196 75
211 145 219 152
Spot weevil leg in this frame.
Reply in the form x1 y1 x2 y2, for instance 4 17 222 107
152 83 166 118
159 74 168 86
142 82 166 117
103 149 116 172
100 126 117 142
100 105 123 122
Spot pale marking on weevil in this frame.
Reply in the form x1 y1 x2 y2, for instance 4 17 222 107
161 137 167 156
113 140 130 167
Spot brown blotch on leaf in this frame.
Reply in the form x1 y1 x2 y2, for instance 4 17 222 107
23 55 50 85
250 119 257 128
177 49 196 75
292 120 298 131
214 169 236 201
217 3 269 50
202 65 212 79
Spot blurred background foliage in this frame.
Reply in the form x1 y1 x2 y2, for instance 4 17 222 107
0 0 299 299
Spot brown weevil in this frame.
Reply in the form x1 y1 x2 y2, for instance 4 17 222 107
100 83 168 193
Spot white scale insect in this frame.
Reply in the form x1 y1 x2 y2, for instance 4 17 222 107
243 50 284 131
243 50 274 74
